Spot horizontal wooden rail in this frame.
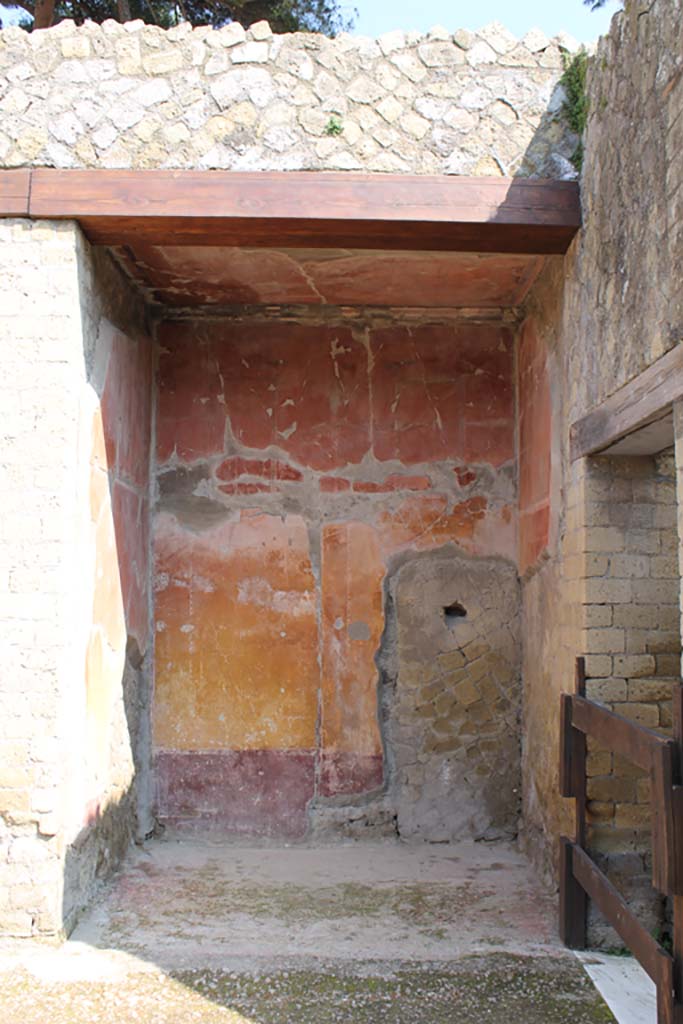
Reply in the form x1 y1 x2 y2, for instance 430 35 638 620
571 695 674 773
561 687 679 894
560 658 683 1024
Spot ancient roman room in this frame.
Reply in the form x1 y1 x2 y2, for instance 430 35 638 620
1 1 682 1020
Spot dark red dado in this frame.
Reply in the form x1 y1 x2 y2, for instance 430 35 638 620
154 750 317 839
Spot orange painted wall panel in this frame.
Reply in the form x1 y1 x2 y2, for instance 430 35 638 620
153 511 319 752
321 522 385 759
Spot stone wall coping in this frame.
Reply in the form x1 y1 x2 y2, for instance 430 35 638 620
0 16 584 177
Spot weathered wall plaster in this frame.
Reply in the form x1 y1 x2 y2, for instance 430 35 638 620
64 307 154 932
152 315 519 838
0 18 579 176
518 315 552 573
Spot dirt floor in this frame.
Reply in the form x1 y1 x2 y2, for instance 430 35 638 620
0 837 615 1023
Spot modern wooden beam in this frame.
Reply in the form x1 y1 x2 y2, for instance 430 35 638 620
570 343 683 461
0 168 580 254
0 169 30 217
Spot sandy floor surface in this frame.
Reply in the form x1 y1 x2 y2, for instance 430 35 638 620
0 837 615 1023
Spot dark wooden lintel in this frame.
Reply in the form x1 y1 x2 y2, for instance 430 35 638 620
0 168 581 255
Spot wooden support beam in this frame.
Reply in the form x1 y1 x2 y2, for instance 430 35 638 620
651 740 678 895
671 686 683 1019
559 836 587 949
0 168 581 254
559 693 576 798
570 344 683 461
0 169 31 217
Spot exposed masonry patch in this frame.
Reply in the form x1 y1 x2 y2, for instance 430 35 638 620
311 546 522 842
381 547 521 842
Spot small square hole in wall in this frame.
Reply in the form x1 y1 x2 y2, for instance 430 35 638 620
443 601 467 626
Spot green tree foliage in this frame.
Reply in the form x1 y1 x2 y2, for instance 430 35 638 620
1 0 354 33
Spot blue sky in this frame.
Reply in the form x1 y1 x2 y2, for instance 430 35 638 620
1 0 623 41
349 1 621 43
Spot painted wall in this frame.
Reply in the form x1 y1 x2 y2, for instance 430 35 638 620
152 316 518 838
518 316 551 574
81 321 152 830
62 246 154 933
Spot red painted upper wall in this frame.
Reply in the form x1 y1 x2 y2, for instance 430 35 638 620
157 321 515 471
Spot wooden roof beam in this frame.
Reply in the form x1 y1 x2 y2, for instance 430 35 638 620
0 169 581 254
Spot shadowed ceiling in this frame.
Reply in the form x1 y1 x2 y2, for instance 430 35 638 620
115 245 545 310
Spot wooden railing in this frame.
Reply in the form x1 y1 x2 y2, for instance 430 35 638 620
560 657 683 1024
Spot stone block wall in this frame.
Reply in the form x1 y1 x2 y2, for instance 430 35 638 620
152 314 519 840
556 451 681 944
0 219 84 937
0 220 153 938
0 18 579 175
581 453 679 935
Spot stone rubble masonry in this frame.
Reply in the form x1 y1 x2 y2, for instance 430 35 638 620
563 0 683 422
386 550 520 843
519 0 683 910
0 18 580 176
0 218 153 939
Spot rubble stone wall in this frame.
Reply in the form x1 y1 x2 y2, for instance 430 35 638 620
520 0 683 902
0 18 580 176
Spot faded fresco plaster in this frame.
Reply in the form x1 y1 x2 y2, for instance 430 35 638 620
518 316 551 573
84 324 152 826
61 238 155 936
152 317 519 838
